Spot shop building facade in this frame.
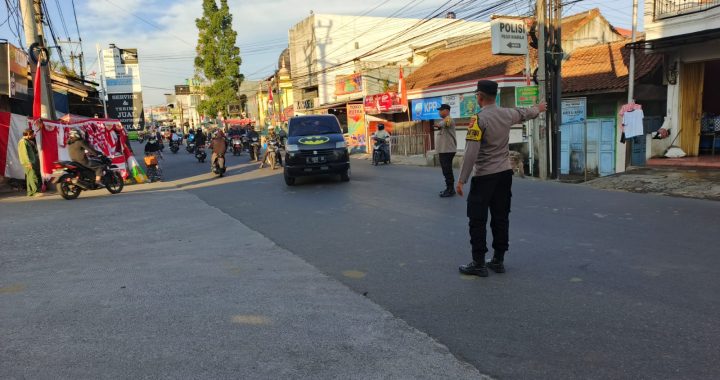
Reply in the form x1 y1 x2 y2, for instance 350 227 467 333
635 0 720 164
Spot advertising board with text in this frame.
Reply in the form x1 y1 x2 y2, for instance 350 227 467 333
103 47 142 94
107 93 145 129
561 97 587 124
335 73 363 96
411 94 482 121
0 43 29 100
491 18 528 55
515 86 539 107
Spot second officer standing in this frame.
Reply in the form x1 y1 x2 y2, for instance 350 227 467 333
435 104 457 197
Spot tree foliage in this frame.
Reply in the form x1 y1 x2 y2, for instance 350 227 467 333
194 0 243 118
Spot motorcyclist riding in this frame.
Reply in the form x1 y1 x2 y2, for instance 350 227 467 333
259 125 284 168
209 130 227 175
373 123 391 162
246 126 260 161
67 129 104 186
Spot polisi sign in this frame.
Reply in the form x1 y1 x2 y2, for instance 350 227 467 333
491 18 528 55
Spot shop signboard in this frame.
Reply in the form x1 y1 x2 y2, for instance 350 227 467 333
295 98 318 112
411 97 442 120
335 73 363 96
346 103 366 153
175 85 190 95
561 97 587 124
107 92 145 129
364 92 404 114
491 18 528 55
515 85 539 107
0 42 29 100
102 46 142 94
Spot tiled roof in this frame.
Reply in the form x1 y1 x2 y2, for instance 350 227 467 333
406 8 617 91
562 40 662 94
406 8 661 95
406 39 529 90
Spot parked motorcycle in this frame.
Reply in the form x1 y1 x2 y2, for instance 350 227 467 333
195 145 207 163
232 137 243 156
51 155 124 200
372 137 390 166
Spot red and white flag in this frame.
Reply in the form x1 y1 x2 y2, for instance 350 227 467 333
32 60 42 120
399 67 408 109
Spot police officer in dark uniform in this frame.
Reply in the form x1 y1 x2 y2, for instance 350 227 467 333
456 80 546 277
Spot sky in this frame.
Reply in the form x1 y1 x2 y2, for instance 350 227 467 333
1 0 643 106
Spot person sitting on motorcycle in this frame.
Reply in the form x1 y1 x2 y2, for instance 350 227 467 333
209 130 227 172
373 123 391 160
143 151 160 180
67 129 104 186
259 126 283 168
187 128 196 143
246 127 260 161
144 130 162 154
171 129 183 144
195 128 207 147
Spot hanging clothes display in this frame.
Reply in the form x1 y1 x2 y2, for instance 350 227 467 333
620 102 645 140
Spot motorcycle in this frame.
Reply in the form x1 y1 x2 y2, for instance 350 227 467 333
260 139 282 170
372 137 391 166
51 155 124 200
186 141 196 154
169 140 180 154
250 136 261 161
232 137 243 156
195 145 207 163
212 154 226 177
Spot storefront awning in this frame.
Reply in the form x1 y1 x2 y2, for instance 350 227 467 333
626 28 720 51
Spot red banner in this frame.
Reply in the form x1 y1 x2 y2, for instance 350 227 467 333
364 92 405 114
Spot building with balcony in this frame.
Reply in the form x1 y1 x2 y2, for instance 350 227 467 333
633 0 720 164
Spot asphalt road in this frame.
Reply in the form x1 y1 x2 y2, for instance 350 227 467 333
4 141 718 379
146 142 720 379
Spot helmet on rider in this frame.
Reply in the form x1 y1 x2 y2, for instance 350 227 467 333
377 123 385 131
68 128 83 140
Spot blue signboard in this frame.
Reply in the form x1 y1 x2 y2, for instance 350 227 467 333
411 97 443 121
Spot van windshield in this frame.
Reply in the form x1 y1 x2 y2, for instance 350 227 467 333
289 117 342 137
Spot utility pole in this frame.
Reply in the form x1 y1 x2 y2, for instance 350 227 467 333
545 0 563 179
628 0 638 103
19 0 56 119
536 0 548 179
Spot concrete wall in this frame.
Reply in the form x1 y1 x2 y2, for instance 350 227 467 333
562 16 625 53
645 0 720 40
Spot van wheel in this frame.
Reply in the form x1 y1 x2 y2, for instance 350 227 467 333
284 170 296 186
340 170 350 182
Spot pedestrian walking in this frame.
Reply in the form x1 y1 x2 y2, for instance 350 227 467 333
434 104 457 197
17 128 42 197
456 80 546 277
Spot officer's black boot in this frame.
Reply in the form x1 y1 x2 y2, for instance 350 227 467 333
487 251 506 273
459 261 489 277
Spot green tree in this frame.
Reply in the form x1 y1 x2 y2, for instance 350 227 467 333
194 0 243 118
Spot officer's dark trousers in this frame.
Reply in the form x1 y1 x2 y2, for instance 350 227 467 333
438 152 455 189
467 170 513 262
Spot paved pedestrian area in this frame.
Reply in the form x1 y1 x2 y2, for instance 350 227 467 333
585 167 720 201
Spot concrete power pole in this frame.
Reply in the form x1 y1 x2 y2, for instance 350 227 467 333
19 0 56 119
536 0 548 179
628 0 638 103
